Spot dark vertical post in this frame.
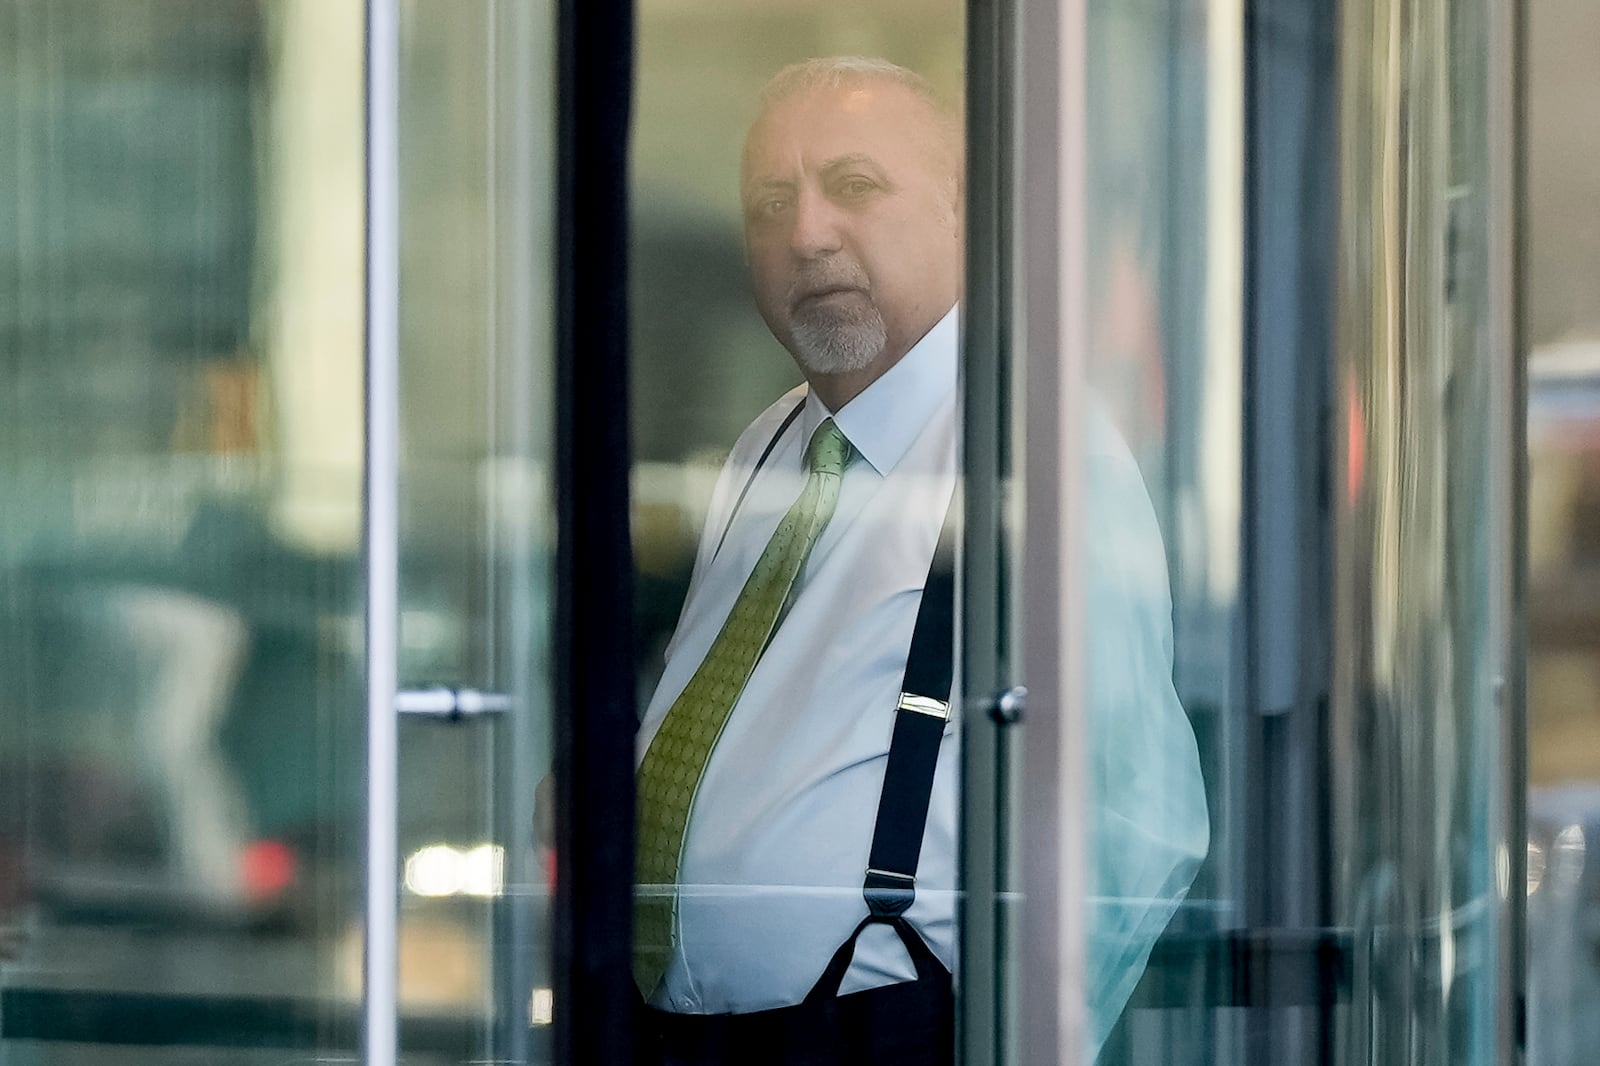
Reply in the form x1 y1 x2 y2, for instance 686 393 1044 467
553 0 635 1059
960 1 1020 1064
1239 0 1337 1061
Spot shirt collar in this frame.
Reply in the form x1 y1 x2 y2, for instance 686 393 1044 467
801 304 958 476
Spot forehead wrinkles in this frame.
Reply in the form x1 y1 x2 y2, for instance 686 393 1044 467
741 83 955 192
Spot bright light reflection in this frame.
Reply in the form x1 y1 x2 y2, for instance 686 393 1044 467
462 844 506 897
1553 824 1587 892
1438 910 1455 998
531 987 554 1026
404 843 506 898
1528 840 1547 896
406 845 464 897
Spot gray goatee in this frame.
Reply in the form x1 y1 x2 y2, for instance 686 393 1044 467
784 260 888 375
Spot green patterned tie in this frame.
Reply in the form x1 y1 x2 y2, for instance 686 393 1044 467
633 418 852 997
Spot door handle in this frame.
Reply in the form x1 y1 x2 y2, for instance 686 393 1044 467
395 686 512 721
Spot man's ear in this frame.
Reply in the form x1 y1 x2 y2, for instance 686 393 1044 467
941 174 964 231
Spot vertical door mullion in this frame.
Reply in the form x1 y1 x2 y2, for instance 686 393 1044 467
959 0 1014 1060
553 0 637 1059
1016 0 1092 1061
1486 0 1527 1059
487 0 554 1058
362 1 402 1064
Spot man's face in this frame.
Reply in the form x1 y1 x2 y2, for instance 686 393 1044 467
741 81 961 380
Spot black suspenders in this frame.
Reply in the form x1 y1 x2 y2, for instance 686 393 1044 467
801 507 955 1005
711 400 806 564
862 509 954 919
720 398 957 989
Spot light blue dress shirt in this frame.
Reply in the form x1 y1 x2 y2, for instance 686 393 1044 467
638 304 1208 1057
1078 389 1212 1055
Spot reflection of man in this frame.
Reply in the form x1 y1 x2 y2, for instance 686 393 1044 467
632 57 1208 1064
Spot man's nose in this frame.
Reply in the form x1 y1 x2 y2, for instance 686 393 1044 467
789 188 843 258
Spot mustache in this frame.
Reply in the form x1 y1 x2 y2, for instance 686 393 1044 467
786 259 871 306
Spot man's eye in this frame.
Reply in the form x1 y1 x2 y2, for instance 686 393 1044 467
750 198 790 220
837 177 877 198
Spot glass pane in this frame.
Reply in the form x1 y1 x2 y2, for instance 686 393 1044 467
1 0 366 1058
1328 0 1507 1059
1057 0 1514 1062
1078 1 1219 1056
395 2 558 1063
1526 3 1600 1064
630 2 965 1060
0 3 559 1063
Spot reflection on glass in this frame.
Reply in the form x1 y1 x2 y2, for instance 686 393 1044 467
1072 13 1218 1050
1079 394 1211 1057
404 844 507 899
394 1 557 1060
1 1 557 1062
1526 4 1600 1065
1074 0 1513 1062
1333 0 1507 1062
1 0 365 1058
1076 0 1232 1060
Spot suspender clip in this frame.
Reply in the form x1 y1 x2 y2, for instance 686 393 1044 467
896 692 950 720
864 867 916 917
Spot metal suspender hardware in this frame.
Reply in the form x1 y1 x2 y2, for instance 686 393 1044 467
897 693 952 719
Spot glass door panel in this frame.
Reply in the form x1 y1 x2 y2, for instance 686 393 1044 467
1 1 366 1060
1 2 559 1064
1526 4 1600 1065
974 0 1520 1062
392 1 557 1062
1075 0 1516 1058
629 0 966 1058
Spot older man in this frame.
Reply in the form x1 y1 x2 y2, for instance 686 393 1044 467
632 57 1207 1065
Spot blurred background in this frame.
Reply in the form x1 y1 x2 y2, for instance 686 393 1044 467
1524 2 1600 1062
1 2 558 1062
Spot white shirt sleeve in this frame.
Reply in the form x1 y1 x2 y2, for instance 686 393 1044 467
1081 401 1211 1058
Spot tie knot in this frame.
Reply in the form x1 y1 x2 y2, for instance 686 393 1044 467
806 419 851 477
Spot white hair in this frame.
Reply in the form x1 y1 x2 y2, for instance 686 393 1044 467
752 56 962 170
758 56 943 111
